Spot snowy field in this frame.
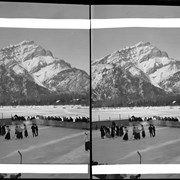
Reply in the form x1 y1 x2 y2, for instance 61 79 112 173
92 106 180 121
0 105 89 119
92 126 180 164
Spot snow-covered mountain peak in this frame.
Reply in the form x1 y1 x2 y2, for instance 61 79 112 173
92 41 180 97
134 41 151 47
0 40 89 99
18 40 35 46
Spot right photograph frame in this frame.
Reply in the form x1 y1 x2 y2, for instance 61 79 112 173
91 4 180 179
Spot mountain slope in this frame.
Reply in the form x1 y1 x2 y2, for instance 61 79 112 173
0 64 50 105
92 41 180 107
0 40 89 105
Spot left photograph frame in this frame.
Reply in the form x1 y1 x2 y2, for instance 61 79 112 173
0 2 90 179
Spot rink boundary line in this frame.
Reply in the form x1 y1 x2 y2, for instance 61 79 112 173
0 132 85 160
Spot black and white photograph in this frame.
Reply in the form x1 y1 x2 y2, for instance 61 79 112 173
0 2 90 179
92 5 180 179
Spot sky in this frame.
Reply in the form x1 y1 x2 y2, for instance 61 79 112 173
92 28 180 61
0 28 89 73
0 2 89 19
92 5 180 19
92 5 180 61
0 2 89 74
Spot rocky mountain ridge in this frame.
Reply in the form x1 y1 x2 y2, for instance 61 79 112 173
92 41 180 107
0 40 89 105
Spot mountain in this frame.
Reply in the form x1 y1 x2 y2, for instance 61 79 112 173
92 41 180 107
0 40 89 105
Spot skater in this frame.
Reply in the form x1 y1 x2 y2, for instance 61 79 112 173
5 126 11 140
106 127 111 138
148 124 153 137
34 124 38 136
100 126 105 139
141 125 146 138
123 126 128 141
133 125 137 140
111 125 115 138
152 124 156 137
136 127 141 140
18 126 23 139
2 124 6 136
24 124 28 138
15 125 19 139
116 126 119 136
31 123 36 137
84 132 90 151
119 124 124 137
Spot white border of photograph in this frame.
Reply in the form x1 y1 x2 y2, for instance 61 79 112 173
0 164 88 174
91 18 180 28
0 18 90 29
92 164 180 174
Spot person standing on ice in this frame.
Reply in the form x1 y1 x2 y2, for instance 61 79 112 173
15 124 19 139
18 125 23 139
84 132 90 151
141 124 146 138
24 124 28 138
0 125 2 136
132 125 136 140
136 126 141 140
111 125 115 138
119 124 124 137
123 126 128 141
35 124 38 136
31 123 36 137
2 124 6 136
148 124 153 137
152 124 156 137
5 126 11 140
100 126 105 139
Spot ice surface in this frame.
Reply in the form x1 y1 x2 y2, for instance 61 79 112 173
92 126 180 165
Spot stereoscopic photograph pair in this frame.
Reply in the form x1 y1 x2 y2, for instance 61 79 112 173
1 2 180 179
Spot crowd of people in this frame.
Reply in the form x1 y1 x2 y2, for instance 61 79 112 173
40 115 89 123
11 114 89 123
129 115 180 122
157 116 179 122
0 123 39 140
100 121 156 141
129 116 143 122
